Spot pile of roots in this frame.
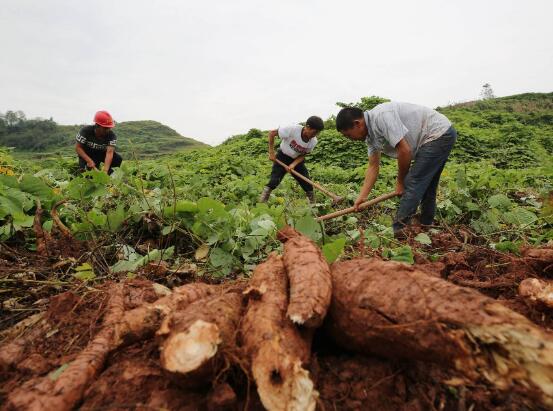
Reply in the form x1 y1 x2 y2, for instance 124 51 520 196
1 226 553 411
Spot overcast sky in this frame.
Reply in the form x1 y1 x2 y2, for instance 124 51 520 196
1 0 552 145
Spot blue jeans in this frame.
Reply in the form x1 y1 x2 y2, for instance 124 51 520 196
393 126 457 232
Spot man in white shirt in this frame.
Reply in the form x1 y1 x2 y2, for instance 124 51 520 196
259 116 324 203
336 102 457 238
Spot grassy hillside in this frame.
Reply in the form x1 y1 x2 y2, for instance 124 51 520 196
0 115 208 158
182 92 553 170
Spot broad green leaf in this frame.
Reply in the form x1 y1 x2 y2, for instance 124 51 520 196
503 207 538 226
107 205 126 231
209 247 234 268
414 233 432 245
85 169 110 184
19 175 55 201
294 215 322 242
384 245 414 264
488 194 513 211
163 200 198 217
0 174 18 188
197 197 226 216
322 237 346 263
87 209 107 228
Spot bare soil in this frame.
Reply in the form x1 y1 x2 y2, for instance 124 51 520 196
1 231 552 411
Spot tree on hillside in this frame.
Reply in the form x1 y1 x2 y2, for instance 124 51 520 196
336 96 390 111
480 83 495 100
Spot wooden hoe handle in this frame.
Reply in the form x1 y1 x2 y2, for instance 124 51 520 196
273 158 342 202
316 192 399 221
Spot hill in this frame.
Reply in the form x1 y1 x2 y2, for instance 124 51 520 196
0 114 208 158
176 92 553 171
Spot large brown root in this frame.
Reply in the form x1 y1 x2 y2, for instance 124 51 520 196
278 226 332 328
0 313 49 372
158 290 243 384
5 284 125 411
241 253 318 411
327 258 553 408
519 278 553 309
113 282 217 347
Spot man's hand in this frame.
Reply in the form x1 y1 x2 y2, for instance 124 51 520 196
395 180 405 196
269 151 276 162
86 160 97 170
353 195 366 211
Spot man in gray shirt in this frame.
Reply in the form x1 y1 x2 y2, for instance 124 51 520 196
336 102 457 237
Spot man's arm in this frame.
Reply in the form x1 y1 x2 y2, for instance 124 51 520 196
75 142 97 170
268 129 278 161
288 155 305 170
395 138 412 195
354 152 381 211
103 146 115 173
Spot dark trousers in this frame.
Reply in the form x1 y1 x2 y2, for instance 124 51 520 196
78 147 123 175
393 126 457 232
267 150 313 193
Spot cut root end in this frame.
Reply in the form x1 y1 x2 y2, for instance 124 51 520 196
161 320 221 374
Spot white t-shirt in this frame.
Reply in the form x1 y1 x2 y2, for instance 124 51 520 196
278 125 318 159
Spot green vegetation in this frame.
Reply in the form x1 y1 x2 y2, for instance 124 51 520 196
0 92 551 278
0 111 208 158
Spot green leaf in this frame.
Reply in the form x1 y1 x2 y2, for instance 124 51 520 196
488 194 513 211
209 247 234 269
111 247 174 273
294 215 322 242
161 225 176 235
0 174 18 188
414 233 432 245
384 245 414 264
106 205 126 232
503 207 538 226
197 197 227 217
73 263 96 281
163 200 198 217
494 240 522 255
19 175 54 201
322 238 346 263
87 209 107 228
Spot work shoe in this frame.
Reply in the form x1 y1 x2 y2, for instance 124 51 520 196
306 191 315 204
259 186 272 203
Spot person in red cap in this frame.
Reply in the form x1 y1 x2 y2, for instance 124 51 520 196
75 111 122 174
